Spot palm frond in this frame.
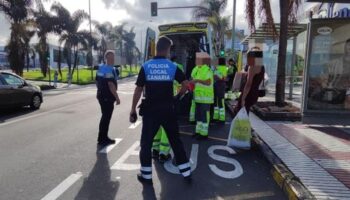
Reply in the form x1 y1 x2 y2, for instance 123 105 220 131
258 0 277 39
246 0 256 32
288 0 301 24
193 6 212 20
72 10 89 28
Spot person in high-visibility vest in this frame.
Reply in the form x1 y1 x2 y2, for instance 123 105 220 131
213 57 228 122
189 66 198 123
191 52 214 140
152 58 184 163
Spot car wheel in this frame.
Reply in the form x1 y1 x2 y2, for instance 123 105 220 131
30 94 41 110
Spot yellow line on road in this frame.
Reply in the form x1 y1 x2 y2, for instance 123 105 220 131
179 131 227 142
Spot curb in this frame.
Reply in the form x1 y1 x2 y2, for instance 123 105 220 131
225 100 315 200
253 136 315 200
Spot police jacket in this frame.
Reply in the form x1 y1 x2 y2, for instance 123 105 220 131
96 64 118 101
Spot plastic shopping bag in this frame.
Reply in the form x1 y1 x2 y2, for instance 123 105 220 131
227 108 252 149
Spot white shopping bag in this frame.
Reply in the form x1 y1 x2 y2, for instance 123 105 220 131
227 108 252 149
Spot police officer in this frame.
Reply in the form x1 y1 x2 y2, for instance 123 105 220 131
152 56 184 163
96 50 120 145
130 36 191 184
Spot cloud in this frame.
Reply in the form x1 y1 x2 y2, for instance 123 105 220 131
0 0 313 50
0 14 10 46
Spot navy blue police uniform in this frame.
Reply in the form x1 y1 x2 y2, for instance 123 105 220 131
136 56 191 180
96 64 118 143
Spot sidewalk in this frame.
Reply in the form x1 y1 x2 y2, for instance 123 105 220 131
251 115 350 199
26 80 81 90
226 95 350 199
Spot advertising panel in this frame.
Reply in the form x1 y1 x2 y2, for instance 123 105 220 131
305 18 350 112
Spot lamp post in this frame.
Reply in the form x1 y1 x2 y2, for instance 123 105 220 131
88 0 93 80
231 0 237 59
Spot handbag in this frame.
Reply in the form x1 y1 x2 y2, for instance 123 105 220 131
258 78 266 97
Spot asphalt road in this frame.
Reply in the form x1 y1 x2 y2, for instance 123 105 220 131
0 77 286 200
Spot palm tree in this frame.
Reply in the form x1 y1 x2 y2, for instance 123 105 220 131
34 0 62 77
24 32 35 72
245 0 301 106
111 23 127 60
193 0 228 56
93 21 113 63
207 13 231 55
123 27 137 72
0 0 35 76
30 47 36 70
51 2 91 80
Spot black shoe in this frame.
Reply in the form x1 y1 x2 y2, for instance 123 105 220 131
196 135 208 140
159 154 172 163
98 138 115 145
152 150 159 160
137 174 153 184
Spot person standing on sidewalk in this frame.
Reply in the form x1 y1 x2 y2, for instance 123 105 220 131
233 48 264 117
96 50 120 146
130 36 191 184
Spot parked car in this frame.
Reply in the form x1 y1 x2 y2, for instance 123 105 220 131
0 72 43 110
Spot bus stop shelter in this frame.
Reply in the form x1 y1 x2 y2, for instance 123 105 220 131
241 23 307 100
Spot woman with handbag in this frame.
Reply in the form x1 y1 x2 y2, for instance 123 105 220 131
232 48 265 117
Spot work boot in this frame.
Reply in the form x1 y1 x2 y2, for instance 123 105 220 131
159 154 172 163
152 150 159 160
137 174 153 185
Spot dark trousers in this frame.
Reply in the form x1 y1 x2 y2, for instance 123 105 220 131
140 104 188 167
98 98 114 141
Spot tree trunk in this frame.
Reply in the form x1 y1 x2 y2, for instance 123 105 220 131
58 46 62 78
32 53 35 69
72 48 78 77
26 51 30 72
38 37 48 77
275 0 288 106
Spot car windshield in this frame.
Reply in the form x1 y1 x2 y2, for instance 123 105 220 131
2 74 23 86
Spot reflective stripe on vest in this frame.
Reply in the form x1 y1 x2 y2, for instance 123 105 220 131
193 65 214 104
144 59 176 82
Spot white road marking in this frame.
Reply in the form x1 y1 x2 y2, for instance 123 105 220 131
208 145 243 179
128 121 142 129
41 172 82 200
0 100 92 127
296 128 350 152
98 138 123 154
164 144 199 174
111 141 140 170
